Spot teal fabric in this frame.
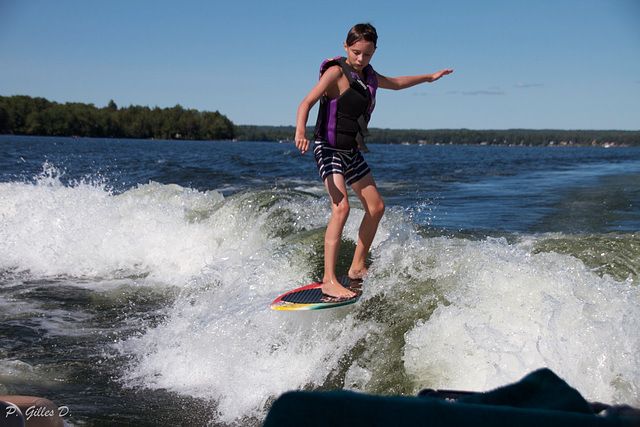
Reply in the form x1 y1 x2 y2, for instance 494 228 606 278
457 368 594 414
263 369 640 427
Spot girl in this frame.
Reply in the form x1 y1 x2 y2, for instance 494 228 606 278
295 23 453 299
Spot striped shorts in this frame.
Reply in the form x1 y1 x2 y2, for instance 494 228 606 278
313 141 371 186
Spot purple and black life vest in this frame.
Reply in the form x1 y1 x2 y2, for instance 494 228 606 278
313 56 378 152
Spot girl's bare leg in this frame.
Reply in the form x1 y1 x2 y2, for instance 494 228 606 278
322 174 356 298
349 173 385 280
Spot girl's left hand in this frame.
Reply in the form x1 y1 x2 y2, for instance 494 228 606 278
433 69 454 81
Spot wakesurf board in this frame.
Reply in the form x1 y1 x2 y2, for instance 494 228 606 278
270 276 362 311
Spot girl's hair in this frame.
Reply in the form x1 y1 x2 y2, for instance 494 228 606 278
346 23 378 47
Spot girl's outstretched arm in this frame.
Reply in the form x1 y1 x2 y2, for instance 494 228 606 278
377 69 453 90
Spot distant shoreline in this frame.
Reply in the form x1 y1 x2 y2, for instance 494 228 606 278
2 133 637 149
236 125 640 147
2 95 638 146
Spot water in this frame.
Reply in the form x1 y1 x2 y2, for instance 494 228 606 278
1 135 639 425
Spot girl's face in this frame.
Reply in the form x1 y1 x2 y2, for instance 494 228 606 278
343 39 376 72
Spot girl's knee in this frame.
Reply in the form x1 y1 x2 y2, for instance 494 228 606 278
371 200 385 220
332 200 350 221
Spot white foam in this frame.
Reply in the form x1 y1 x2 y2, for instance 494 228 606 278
119 296 376 421
0 167 224 285
401 237 640 405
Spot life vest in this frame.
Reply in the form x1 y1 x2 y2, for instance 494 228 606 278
313 56 377 152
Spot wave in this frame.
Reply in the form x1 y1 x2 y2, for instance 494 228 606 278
1 167 638 425
0 163 226 282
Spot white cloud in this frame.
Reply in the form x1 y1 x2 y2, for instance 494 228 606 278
515 83 543 88
462 89 505 96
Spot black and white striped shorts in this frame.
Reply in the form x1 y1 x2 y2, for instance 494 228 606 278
313 141 371 186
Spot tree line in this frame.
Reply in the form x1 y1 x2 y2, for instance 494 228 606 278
0 95 236 140
2 95 638 146
236 126 640 147
364 128 640 147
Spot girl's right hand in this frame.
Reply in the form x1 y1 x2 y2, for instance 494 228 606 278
295 136 310 154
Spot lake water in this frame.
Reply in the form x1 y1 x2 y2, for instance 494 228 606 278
1 135 639 425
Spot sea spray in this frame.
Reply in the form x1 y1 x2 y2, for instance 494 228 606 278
400 237 640 405
0 167 224 282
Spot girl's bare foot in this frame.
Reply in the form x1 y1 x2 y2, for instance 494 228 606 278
321 278 356 299
348 267 367 281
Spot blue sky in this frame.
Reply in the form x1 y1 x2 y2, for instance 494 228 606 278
1 0 638 130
